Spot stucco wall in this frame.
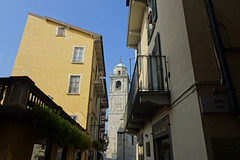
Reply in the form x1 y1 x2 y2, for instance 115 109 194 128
11 14 94 129
135 0 209 159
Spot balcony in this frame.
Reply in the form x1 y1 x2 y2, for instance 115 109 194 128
0 76 84 131
99 121 105 128
100 108 106 115
100 97 108 108
125 55 170 134
94 75 105 98
127 0 146 49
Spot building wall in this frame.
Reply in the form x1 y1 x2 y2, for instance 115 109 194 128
127 0 240 159
0 122 36 160
138 0 240 159
212 0 240 107
106 65 129 160
140 125 154 160
139 0 208 159
11 14 95 129
182 0 240 159
169 92 208 160
117 131 137 160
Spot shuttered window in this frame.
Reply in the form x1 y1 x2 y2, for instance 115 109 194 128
72 47 84 63
151 0 158 23
56 27 66 36
68 75 81 94
146 0 158 43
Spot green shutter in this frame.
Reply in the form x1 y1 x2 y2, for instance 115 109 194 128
155 33 164 90
152 0 158 23
155 32 161 56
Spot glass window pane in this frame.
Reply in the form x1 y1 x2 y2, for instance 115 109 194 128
69 76 80 93
160 138 171 160
73 47 84 63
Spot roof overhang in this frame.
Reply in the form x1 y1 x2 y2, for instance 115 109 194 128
28 12 102 38
94 36 106 77
127 0 146 49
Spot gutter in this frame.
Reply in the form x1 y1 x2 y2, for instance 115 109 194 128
204 0 239 114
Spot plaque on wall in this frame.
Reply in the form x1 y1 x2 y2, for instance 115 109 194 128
200 96 231 113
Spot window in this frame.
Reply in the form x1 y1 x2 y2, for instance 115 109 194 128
56 26 66 36
118 71 121 74
146 0 158 43
68 75 81 94
132 135 134 145
116 81 121 90
153 116 172 160
146 141 151 157
72 47 84 63
154 136 172 160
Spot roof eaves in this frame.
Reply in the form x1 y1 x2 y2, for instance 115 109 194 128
28 12 102 38
100 36 106 77
94 36 106 77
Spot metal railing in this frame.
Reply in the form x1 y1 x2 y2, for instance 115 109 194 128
127 55 170 123
0 76 85 131
100 108 106 115
100 98 107 108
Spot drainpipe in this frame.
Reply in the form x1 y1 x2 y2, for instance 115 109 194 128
204 0 239 114
123 133 125 160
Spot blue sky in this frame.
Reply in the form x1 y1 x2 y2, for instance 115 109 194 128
0 0 135 95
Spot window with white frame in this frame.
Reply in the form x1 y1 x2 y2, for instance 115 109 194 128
72 47 84 63
68 75 82 94
56 26 66 36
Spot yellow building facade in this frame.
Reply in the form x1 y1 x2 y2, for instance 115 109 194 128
12 12 106 134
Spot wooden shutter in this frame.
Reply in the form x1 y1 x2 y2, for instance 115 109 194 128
155 33 164 90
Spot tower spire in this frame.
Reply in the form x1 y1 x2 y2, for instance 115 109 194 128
120 57 122 64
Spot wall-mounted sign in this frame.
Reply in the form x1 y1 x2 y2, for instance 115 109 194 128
152 115 169 139
200 96 231 113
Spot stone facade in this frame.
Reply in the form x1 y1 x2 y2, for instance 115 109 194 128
106 60 130 160
117 126 136 160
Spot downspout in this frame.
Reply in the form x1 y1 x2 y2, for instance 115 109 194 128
123 133 125 160
204 0 239 114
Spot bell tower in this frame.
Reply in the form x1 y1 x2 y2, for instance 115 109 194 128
106 59 128 160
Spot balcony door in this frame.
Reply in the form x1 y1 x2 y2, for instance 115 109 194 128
148 33 164 91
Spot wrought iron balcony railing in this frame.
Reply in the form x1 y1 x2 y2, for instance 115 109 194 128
125 55 170 133
100 108 106 115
